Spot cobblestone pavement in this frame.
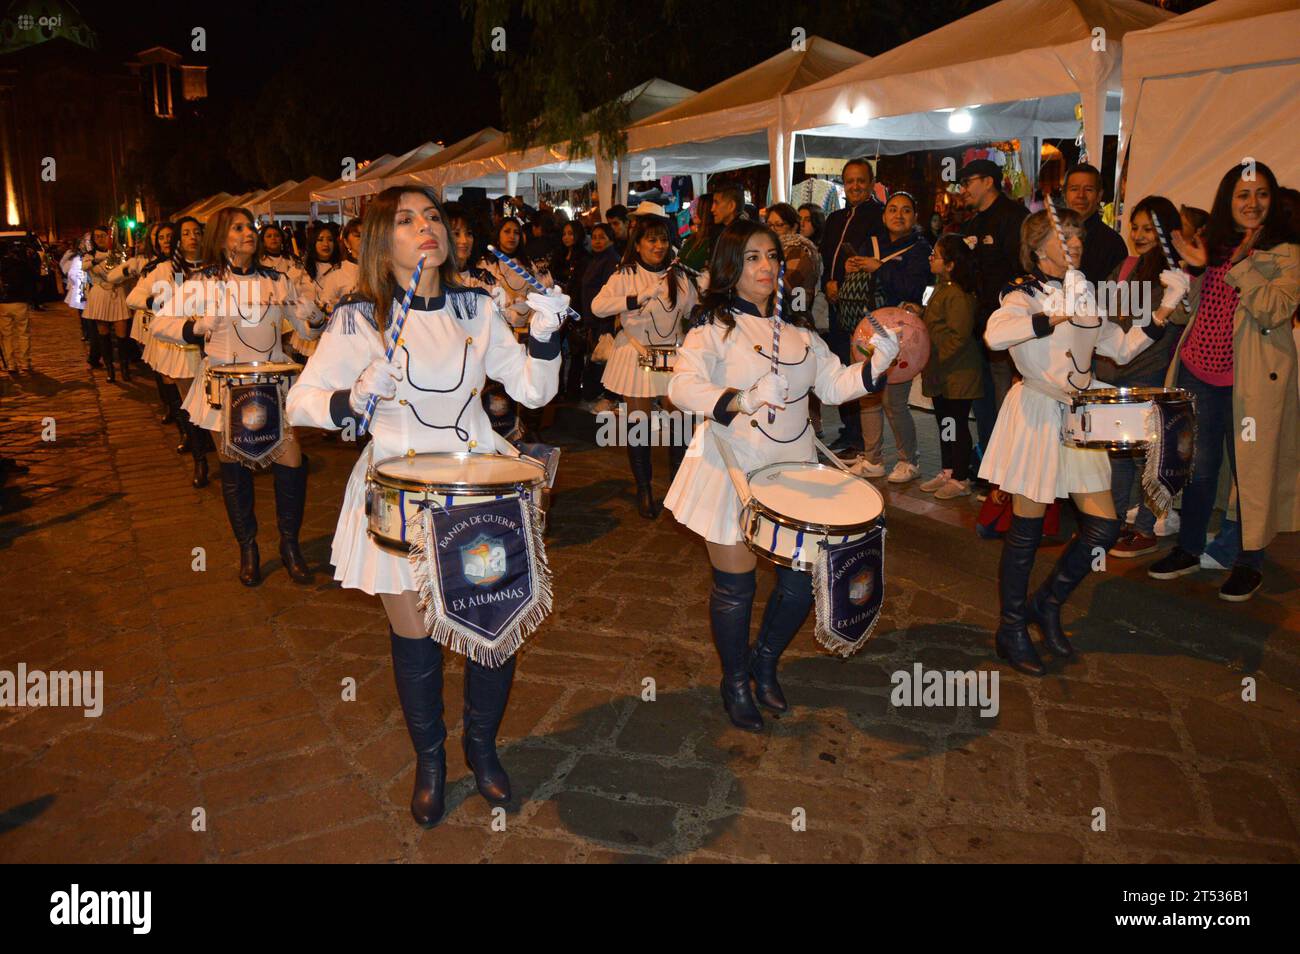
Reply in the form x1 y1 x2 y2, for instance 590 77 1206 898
1 305 1297 864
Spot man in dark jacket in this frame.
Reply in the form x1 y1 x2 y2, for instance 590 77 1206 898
819 157 885 454
958 158 1028 466
1064 162 1128 285
0 241 39 375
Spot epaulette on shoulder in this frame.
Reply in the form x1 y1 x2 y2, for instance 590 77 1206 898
1000 274 1044 302
327 298 379 335
447 285 487 323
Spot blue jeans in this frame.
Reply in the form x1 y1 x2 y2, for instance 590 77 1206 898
1175 365 1264 570
825 324 862 449
972 348 1012 460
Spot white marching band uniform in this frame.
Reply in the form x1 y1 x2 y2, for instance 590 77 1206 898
125 258 205 382
289 260 358 359
593 262 698 398
977 272 1164 504
151 263 324 431
81 250 130 324
61 248 87 310
665 299 887 545
285 286 562 595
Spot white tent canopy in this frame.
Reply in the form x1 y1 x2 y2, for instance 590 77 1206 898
625 36 868 202
783 0 1172 174
198 189 269 223
1120 0 1300 212
380 128 504 190
248 180 300 219
431 79 697 204
313 142 444 203
172 192 229 219
258 176 331 219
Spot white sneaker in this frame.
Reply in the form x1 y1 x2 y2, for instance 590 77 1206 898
919 469 952 493
850 457 886 478
1154 510 1180 537
1125 505 1139 524
887 460 921 484
933 477 972 500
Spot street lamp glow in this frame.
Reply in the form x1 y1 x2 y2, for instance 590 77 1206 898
948 109 973 134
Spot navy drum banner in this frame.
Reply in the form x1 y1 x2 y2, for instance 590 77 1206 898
408 495 552 667
812 523 886 657
1142 401 1195 516
221 382 286 466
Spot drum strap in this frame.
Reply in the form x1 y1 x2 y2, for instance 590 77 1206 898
1021 377 1073 406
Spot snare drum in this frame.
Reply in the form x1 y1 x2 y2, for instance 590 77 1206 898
637 345 677 373
205 360 302 409
741 461 885 571
1062 386 1193 450
365 452 546 551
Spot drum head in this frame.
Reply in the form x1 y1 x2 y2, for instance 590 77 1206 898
749 462 883 527
375 452 543 488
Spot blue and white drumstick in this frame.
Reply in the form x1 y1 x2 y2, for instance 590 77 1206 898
1045 199 1076 272
1148 212 1189 313
768 263 785 424
358 253 425 437
485 244 581 323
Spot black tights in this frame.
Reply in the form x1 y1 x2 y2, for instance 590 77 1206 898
932 396 973 480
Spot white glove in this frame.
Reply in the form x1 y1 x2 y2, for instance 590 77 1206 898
738 371 789 415
526 288 569 343
867 327 901 380
1062 268 1095 318
191 313 219 336
348 357 405 415
1158 268 1190 310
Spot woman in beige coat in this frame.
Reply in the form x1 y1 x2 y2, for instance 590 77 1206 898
1148 161 1299 601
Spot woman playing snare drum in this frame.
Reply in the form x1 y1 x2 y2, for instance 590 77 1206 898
665 220 899 732
286 186 565 828
592 212 699 518
151 206 324 587
978 208 1182 676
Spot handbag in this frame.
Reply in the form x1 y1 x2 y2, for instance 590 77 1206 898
835 237 885 332
591 332 615 363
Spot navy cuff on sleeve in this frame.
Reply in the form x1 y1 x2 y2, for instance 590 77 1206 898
329 389 356 429
1030 313 1053 338
861 362 887 393
528 334 562 360
181 321 204 344
1142 320 1167 341
712 388 740 426
626 295 639 312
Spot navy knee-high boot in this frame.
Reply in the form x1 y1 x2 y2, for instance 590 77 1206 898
390 631 447 827
1028 513 1122 658
710 567 762 731
463 655 516 804
994 515 1046 676
750 565 813 712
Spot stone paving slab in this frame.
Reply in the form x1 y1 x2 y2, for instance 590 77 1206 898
0 306 1297 864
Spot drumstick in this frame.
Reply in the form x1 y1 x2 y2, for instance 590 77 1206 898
1148 212 1189 314
1045 200 1076 272
768 263 784 424
358 253 425 437
485 244 581 323
876 243 915 264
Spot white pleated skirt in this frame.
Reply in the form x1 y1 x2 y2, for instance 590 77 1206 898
130 312 150 344
331 449 417 595
978 381 1111 505
147 337 201 379
602 342 671 398
84 285 129 324
181 363 220 431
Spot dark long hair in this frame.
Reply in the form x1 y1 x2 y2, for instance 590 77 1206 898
1203 161 1293 266
690 219 789 333
618 215 691 309
797 203 826 244
933 234 977 295
149 221 176 265
305 222 342 280
256 222 289 261
357 185 466 335
1126 195 1181 295
171 216 204 277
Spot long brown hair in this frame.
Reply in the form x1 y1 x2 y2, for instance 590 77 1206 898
691 219 794 334
618 215 690 309
357 186 465 334
201 206 256 274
